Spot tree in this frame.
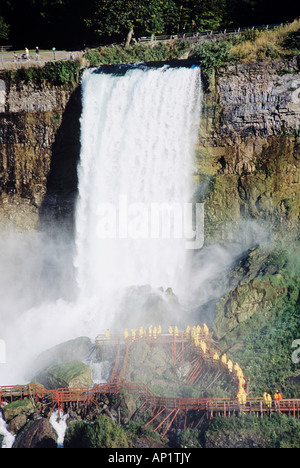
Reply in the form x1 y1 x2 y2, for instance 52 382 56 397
0 0 94 49
172 0 227 33
0 16 10 42
195 0 227 30
85 0 178 46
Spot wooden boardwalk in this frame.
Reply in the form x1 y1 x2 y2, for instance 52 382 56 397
1 382 299 418
1 327 299 438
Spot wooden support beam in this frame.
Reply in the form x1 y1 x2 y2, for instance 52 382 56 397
144 407 166 428
162 409 180 439
154 408 176 433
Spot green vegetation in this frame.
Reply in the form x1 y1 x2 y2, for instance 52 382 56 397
83 20 300 85
2 398 34 422
284 28 300 52
229 19 300 61
2 59 82 86
0 16 10 41
64 415 130 448
85 0 179 48
191 19 300 83
217 244 300 398
34 360 93 389
85 41 189 66
63 408 300 448
1 18 299 89
204 414 300 448
192 40 232 82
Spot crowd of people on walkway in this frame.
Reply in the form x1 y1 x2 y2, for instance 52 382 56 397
102 325 285 410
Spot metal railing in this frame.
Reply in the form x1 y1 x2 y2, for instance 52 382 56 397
0 45 12 52
138 22 290 43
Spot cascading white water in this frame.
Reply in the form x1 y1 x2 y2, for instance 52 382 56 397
0 64 202 388
0 411 15 448
49 410 69 448
74 65 201 329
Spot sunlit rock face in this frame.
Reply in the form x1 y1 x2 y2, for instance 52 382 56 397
197 57 300 243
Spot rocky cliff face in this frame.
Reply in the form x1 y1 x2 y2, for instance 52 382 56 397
197 57 300 244
0 77 81 230
0 57 299 236
194 57 300 347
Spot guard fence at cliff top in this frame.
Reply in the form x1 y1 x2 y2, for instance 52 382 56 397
0 21 291 68
137 22 290 42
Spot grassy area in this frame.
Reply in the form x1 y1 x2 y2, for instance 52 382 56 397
191 19 300 85
230 19 300 61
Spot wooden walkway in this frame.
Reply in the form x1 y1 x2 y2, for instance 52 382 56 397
1 327 299 438
1 382 299 418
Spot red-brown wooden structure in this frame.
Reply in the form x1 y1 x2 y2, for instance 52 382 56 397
1 328 299 438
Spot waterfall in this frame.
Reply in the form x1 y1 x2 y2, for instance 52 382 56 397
49 410 69 448
74 64 201 329
0 64 202 387
0 411 15 448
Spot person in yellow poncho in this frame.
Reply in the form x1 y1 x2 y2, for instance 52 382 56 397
237 388 247 405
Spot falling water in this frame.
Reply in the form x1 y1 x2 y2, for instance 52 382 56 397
74 64 201 329
0 410 15 448
0 63 202 387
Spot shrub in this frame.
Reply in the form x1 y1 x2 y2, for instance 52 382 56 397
192 40 232 79
283 30 300 53
205 414 300 448
4 59 82 86
64 415 130 448
84 41 189 66
39 60 82 85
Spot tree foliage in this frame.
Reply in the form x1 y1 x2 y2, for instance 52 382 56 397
85 0 178 46
0 0 298 48
0 16 10 41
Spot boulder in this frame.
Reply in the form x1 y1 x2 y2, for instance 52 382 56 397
13 419 57 448
3 399 34 423
7 414 27 435
34 360 93 389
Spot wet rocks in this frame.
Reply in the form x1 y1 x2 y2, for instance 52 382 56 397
2 399 35 423
33 361 93 390
13 419 57 449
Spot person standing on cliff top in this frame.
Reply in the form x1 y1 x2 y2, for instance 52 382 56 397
35 46 39 61
25 47 29 60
